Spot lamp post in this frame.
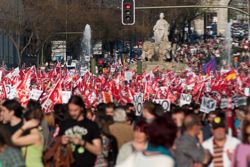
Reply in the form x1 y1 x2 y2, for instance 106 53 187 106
137 58 142 75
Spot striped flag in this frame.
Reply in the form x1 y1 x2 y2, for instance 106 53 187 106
225 70 237 81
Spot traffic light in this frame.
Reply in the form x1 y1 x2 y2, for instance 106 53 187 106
121 0 135 25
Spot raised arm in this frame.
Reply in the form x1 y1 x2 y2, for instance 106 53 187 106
12 119 40 146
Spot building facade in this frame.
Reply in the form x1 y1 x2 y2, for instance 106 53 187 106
0 34 18 67
194 0 233 36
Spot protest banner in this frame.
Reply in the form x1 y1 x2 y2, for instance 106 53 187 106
125 71 133 82
236 97 247 107
134 93 144 116
153 99 171 112
180 93 192 106
61 91 72 104
200 97 217 113
5 84 15 100
29 89 43 101
245 88 250 96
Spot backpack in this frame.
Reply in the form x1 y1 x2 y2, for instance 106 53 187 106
43 137 74 167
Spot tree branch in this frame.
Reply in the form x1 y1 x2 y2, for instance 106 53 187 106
8 34 19 50
20 32 33 55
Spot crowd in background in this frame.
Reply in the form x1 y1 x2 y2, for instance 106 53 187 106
1 95 250 167
174 38 249 72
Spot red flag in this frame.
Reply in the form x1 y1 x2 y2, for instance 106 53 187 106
102 91 113 103
0 82 6 99
49 80 63 104
153 66 159 73
42 80 63 112
144 82 150 100
16 67 34 106
192 82 205 102
168 90 176 103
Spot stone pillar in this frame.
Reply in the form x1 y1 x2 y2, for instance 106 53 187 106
216 0 230 36
194 18 204 35
217 8 228 36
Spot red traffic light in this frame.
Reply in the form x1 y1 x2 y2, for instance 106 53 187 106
121 0 135 25
125 4 132 9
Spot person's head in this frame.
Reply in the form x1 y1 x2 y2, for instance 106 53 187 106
147 115 177 149
0 125 12 151
242 121 250 144
67 95 85 121
154 103 164 115
172 108 185 128
192 103 200 114
105 103 115 116
126 103 135 113
133 120 148 144
208 111 217 123
1 99 23 123
24 100 43 123
211 117 227 141
54 104 68 125
95 114 112 136
184 114 202 136
143 101 163 121
160 13 164 19
113 108 127 123
86 109 95 121
97 103 106 115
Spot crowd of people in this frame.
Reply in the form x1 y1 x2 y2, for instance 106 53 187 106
0 33 249 167
1 95 250 167
174 38 249 72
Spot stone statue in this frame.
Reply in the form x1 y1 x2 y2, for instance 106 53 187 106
141 13 171 62
153 13 170 44
141 41 155 61
158 41 172 61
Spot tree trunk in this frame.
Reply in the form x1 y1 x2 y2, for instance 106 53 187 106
17 50 22 67
181 25 185 43
9 32 33 67
9 35 21 66
36 54 40 67
188 20 192 35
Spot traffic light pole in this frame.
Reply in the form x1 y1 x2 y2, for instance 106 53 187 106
135 5 249 16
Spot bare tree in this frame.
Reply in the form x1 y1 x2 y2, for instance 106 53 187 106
0 0 203 66
0 0 34 66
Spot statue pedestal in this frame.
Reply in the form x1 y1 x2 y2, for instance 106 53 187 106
130 61 186 73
